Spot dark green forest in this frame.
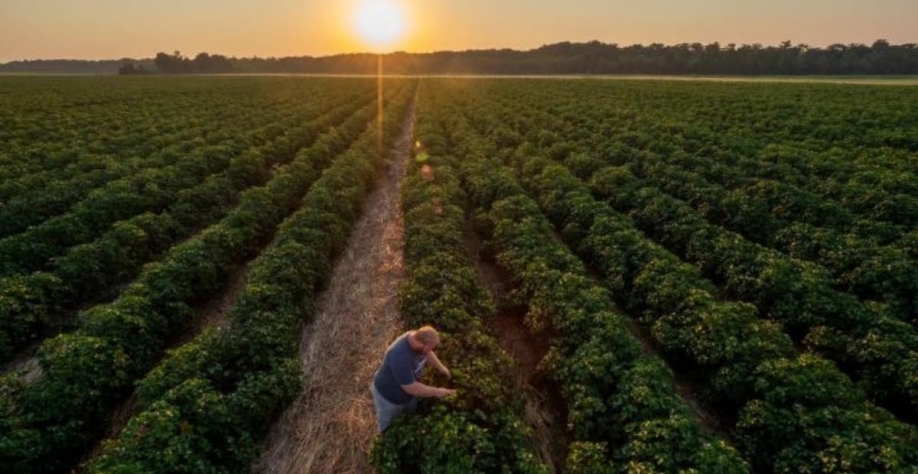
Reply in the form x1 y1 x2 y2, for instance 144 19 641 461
1 40 916 75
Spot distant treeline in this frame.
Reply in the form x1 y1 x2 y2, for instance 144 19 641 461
151 51 235 74
2 40 917 75
0 59 155 74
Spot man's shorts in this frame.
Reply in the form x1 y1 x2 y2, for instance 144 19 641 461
370 382 418 433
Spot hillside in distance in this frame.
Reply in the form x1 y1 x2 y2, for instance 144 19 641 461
2 39 917 75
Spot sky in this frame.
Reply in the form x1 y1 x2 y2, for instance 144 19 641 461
1 0 916 62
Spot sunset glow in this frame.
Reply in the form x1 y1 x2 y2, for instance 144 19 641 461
352 0 408 51
0 1 915 62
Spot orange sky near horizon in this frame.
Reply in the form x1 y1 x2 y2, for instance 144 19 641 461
1 0 916 62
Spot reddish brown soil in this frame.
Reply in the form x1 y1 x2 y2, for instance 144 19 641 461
491 309 550 379
465 219 571 473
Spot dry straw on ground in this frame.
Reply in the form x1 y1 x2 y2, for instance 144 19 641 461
253 101 415 474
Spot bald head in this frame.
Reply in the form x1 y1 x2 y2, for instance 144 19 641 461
409 326 440 355
414 326 440 345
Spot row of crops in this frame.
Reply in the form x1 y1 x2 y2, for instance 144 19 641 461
374 79 918 473
0 76 416 473
3 76 917 473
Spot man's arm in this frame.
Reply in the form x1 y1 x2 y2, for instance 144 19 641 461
425 351 451 378
402 382 454 398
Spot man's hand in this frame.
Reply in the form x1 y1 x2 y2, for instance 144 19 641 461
442 367 451 379
436 388 456 398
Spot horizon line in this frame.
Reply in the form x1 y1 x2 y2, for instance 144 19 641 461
3 38 914 64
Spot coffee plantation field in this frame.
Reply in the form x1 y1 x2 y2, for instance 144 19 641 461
1 76 917 474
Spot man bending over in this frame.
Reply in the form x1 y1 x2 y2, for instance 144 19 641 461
371 325 455 432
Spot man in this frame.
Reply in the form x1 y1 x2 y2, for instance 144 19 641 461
371 325 455 432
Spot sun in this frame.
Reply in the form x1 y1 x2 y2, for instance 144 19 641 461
352 0 407 51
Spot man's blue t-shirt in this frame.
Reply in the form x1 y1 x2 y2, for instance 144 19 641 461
374 332 427 404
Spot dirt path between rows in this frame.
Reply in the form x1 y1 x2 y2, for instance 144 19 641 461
252 98 415 474
464 219 570 473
